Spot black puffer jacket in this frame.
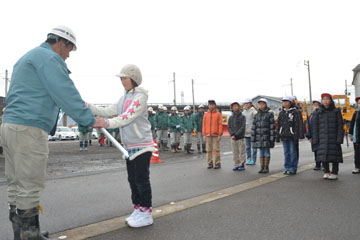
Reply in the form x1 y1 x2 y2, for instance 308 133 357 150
251 107 275 148
276 106 299 141
312 102 344 163
228 111 246 140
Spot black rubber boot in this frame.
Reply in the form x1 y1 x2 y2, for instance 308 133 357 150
202 144 207 153
186 144 193 154
258 166 265 173
262 166 269 173
9 205 20 240
197 144 201 153
17 207 53 240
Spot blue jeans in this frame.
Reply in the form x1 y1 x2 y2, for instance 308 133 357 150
259 147 270 158
245 137 257 161
282 139 298 172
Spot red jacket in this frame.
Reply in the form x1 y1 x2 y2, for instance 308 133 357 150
202 109 223 136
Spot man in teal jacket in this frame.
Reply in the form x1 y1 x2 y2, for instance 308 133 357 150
181 106 195 154
155 106 169 150
193 104 206 153
168 106 182 152
0 26 100 240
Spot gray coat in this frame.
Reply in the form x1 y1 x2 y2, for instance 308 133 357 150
228 111 246 140
243 107 257 137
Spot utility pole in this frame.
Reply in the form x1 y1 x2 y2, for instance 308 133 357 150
304 60 312 109
192 79 195 112
173 72 176 105
290 78 294 96
5 69 9 97
345 79 348 95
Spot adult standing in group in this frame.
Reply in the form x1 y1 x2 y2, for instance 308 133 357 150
194 104 206 153
181 106 195 154
148 107 156 140
78 124 91 151
168 106 182 153
155 106 169 151
0 26 100 240
243 98 257 165
202 100 223 169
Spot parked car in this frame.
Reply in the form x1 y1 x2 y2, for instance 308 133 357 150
55 126 77 141
92 129 98 139
71 126 80 140
48 135 56 141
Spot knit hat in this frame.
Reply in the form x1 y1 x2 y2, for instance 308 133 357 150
312 99 321 104
258 98 268 104
116 64 142 86
321 93 332 99
198 104 205 108
148 107 153 112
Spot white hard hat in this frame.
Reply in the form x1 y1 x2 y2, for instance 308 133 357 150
258 98 268 104
282 96 293 102
184 106 191 111
171 106 177 111
116 64 142 86
244 98 252 104
148 107 153 112
198 104 204 108
162 106 168 111
48 25 77 51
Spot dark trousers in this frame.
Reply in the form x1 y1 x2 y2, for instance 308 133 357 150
354 144 360 169
323 162 339 174
126 152 152 208
314 151 321 168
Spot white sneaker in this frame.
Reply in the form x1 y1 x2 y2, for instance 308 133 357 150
328 174 338 180
323 173 330 179
127 211 153 228
352 168 360 174
125 208 140 223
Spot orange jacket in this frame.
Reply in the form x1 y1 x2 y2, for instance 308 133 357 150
202 109 223 136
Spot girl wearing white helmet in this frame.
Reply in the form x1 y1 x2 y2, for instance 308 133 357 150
90 64 156 228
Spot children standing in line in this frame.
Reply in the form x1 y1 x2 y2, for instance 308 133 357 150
91 64 156 228
251 98 275 173
306 99 321 170
228 102 246 171
312 93 344 180
203 100 223 169
349 96 360 174
276 96 300 175
243 98 258 165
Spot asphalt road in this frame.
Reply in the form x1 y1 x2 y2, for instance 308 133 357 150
0 138 358 240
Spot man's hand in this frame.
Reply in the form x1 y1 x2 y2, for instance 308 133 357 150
231 136 236 140
217 135 221 142
308 138 312 144
93 117 108 128
184 129 188 133
350 135 353 142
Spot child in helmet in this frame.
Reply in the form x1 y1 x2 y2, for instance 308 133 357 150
91 64 156 228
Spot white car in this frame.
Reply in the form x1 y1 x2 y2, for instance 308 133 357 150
71 126 80 140
92 129 98 139
55 126 77 141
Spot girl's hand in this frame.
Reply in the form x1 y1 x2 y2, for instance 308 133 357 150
93 117 109 128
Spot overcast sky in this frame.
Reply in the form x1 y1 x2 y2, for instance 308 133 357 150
0 0 359 105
